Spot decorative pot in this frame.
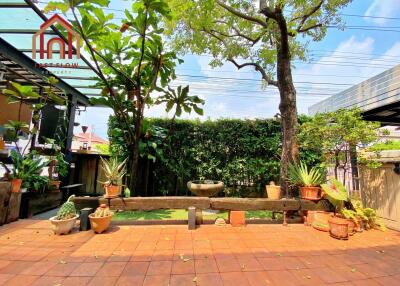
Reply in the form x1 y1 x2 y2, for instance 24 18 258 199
354 218 363 232
11 179 22 193
266 182 281 199
187 180 224 197
300 186 321 200
328 216 349 240
48 180 61 191
309 211 333 231
104 184 121 198
347 219 356 235
49 215 78 235
89 214 113 234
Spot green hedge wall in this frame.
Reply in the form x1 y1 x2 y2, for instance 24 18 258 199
108 117 323 197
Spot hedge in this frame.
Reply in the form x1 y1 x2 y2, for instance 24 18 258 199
108 116 323 197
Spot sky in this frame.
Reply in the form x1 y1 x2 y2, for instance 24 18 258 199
72 0 400 139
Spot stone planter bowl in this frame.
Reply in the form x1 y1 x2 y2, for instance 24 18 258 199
49 215 78 235
187 180 224 197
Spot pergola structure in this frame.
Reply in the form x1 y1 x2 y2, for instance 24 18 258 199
0 0 102 151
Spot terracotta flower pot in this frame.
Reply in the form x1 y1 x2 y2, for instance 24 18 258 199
89 214 113 234
11 179 22 193
104 184 121 198
309 211 333 232
300 186 321 200
328 216 349 240
48 180 61 191
266 184 281 199
354 218 363 232
347 219 355 235
49 215 78 235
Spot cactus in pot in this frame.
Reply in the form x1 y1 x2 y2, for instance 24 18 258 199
49 195 78 235
89 204 114 234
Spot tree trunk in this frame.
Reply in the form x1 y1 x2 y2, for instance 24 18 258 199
275 13 299 197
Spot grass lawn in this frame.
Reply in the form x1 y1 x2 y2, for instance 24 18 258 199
113 209 279 221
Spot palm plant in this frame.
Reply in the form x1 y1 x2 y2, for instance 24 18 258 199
99 157 127 186
287 161 324 187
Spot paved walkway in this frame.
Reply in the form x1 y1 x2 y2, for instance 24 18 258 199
0 220 398 285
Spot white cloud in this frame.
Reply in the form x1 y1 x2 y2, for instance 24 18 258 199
364 0 400 25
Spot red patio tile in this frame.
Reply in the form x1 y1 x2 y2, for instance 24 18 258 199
258 257 286 270
115 275 145 286
170 274 196 286
70 262 103 276
45 261 81 276
195 273 223 286
147 261 172 275
96 261 127 276
266 270 299 286
220 271 250 286
0 274 14 285
61 276 92 286
4 274 39 286
352 279 381 286
215 257 242 272
87 276 118 286
142 274 170 286
172 259 195 274
243 271 274 286
195 258 219 274
30 275 65 286
314 267 349 284
120 261 149 276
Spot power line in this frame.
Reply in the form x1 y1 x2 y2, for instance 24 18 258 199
176 74 353 86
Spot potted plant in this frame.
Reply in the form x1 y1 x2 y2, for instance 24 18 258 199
89 204 114 234
265 181 281 199
99 157 127 197
9 150 47 193
47 152 69 192
321 179 350 240
340 208 357 235
288 161 324 200
49 195 78 235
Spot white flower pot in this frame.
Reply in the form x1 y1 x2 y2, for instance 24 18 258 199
49 215 78 235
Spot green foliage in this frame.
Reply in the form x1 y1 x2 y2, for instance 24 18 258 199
10 150 46 179
368 140 400 152
94 143 110 155
321 179 348 211
45 0 204 191
300 108 381 182
352 200 386 231
56 195 77 220
108 117 323 196
99 157 127 186
287 161 324 187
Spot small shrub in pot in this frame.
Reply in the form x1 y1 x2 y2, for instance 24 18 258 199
288 161 324 200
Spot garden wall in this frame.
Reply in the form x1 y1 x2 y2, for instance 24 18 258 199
108 117 323 197
358 152 400 231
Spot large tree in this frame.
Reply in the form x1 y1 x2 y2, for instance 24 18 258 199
168 0 351 194
45 0 204 193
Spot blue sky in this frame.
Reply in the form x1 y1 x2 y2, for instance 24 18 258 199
74 0 400 139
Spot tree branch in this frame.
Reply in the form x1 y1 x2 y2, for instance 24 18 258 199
228 58 278 87
294 0 324 32
216 0 269 28
213 20 265 46
297 23 323 33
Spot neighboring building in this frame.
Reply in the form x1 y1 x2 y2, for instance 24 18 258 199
72 132 109 153
309 64 400 125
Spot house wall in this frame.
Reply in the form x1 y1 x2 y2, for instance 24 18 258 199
0 93 32 126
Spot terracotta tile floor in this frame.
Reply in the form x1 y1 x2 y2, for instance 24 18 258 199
0 220 399 285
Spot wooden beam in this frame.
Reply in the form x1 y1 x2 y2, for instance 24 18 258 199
72 196 333 212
